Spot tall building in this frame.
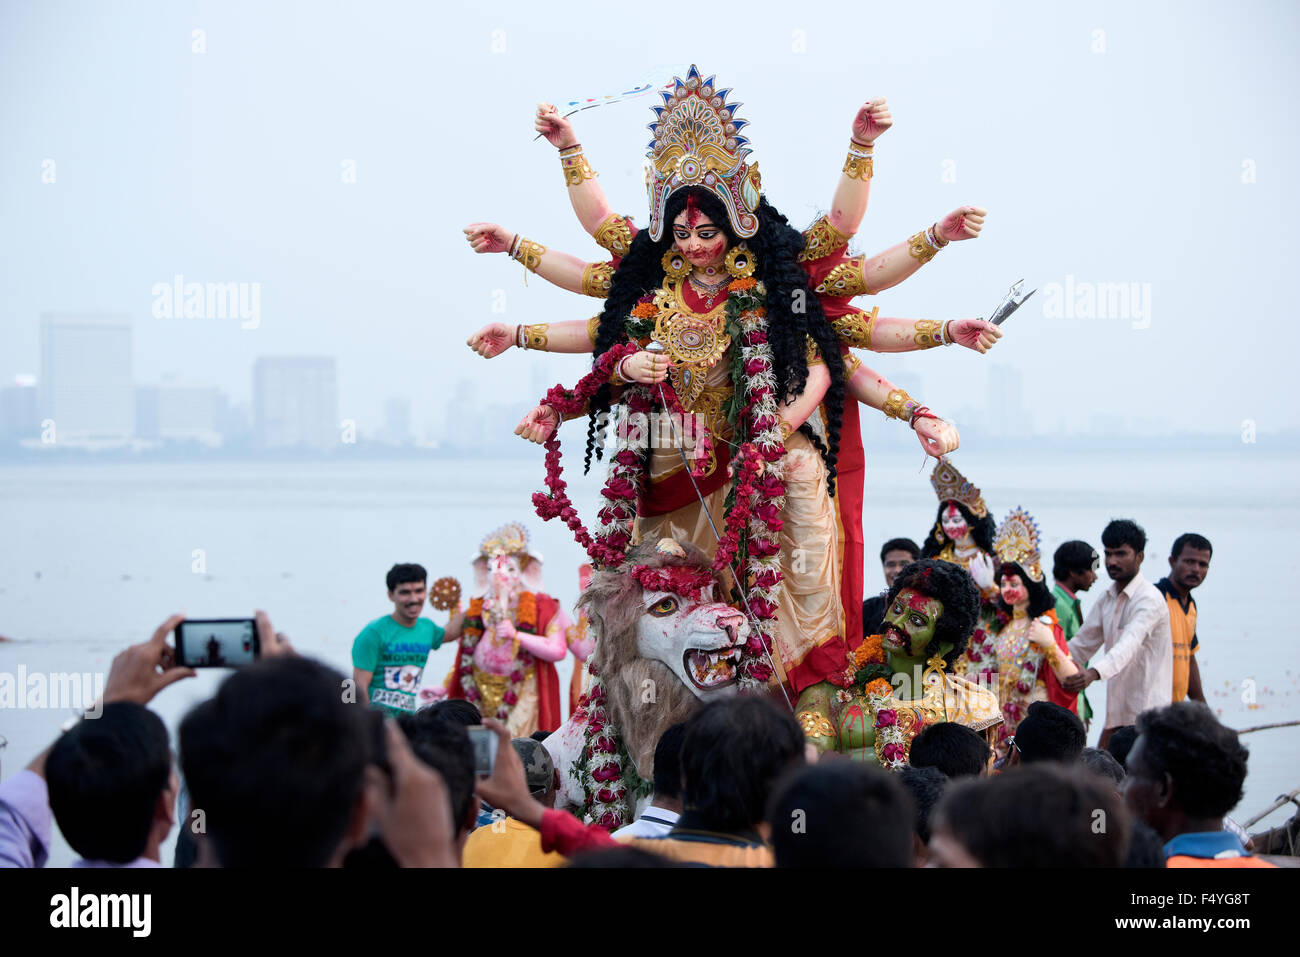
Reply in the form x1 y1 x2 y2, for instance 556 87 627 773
39 314 133 446
253 357 338 450
0 377 38 440
138 380 225 446
986 363 1027 437
382 396 412 445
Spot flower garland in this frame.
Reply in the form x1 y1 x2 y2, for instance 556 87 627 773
573 674 649 829
456 594 539 720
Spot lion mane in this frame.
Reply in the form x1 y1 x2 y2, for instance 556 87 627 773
580 540 723 779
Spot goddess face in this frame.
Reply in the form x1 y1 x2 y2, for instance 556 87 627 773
941 503 969 544
671 207 727 271
999 572 1029 610
881 587 944 658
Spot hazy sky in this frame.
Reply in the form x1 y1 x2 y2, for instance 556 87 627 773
2 0 1297 442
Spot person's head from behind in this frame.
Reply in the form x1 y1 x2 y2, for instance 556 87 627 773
898 765 948 866
422 698 481 727
386 563 428 625
1079 747 1126 799
929 764 1129 868
767 760 914 867
1106 725 1138 768
46 702 175 864
1053 540 1099 593
1011 701 1086 766
396 710 478 841
1123 702 1248 842
908 722 991 778
879 537 921 589
651 722 687 807
180 656 370 867
680 696 804 834
1168 533 1212 594
1100 520 1146 585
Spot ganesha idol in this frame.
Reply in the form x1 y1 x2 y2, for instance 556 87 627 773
442 522 565 736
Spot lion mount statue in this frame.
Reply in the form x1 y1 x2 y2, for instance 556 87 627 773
543 539 748 825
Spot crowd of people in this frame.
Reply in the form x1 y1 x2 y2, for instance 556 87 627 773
0 525 1284 868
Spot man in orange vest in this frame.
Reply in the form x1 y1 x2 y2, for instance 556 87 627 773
1123 702 1274 867
1154 533 1211 703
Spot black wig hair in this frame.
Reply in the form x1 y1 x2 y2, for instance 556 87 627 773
996 561 1056 619
584 188 846 497
883 558 981 667
921 500 996 559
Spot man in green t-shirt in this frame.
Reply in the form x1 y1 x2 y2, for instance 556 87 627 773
352 563 465 716
1052 541 1099 728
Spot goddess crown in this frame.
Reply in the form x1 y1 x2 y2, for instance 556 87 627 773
993 507 1044 583
646 65 762 241
930 460 988 519
479 521 532 561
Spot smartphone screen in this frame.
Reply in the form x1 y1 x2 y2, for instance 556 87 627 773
175 618 259 668
466 725 498 776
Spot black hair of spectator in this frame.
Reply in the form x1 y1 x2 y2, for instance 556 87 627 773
46 702 171 864
652 722 687 799
1015 701 1086 764
1052 540 1098 581
898 765 948 844
385 563 427 592
935 764 1130 867
1106 725 1138 767
396 709 476 832
880 537 921 563
1080 746 1126 785
1124 820 1168 868
767 761 914 867
1169 533 1213 560
423 698 482 726
1135 702 1249 819
884 558 981 667
1101 519 1147 553
680 696 804 834
566 846 679 867
908 722 991 778
180 656 369 868
996 561 1057 619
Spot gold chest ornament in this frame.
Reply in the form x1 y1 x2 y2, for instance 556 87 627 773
651 277 731 409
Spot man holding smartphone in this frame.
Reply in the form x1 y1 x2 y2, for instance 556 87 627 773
352 563 465 717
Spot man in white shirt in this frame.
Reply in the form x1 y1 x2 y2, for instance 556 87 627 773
1065 519 1172 749
613 723 685 840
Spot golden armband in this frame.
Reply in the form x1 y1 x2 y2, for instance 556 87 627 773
799 215 853 263
814 256 874 298
580 262 615 299
518 323 550 351
882 388 915 422
593 214 634 258
586 313 602 343
831 307 879 349
797 710 837 739
559 144 597 186
843 139 874 180
912 319 945 349
805 336 824 367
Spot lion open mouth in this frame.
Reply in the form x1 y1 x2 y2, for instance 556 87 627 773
683 646 741 690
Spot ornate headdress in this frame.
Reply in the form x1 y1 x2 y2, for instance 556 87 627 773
930 460 988 519
645 64 762 241
993 507 1044 583
477 521 538 564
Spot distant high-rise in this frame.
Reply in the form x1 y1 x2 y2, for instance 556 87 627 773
0 377 38 440
138 381 225 446
253 357 338 450
382 396 412 445
39 315 133 446
986 363 1027 436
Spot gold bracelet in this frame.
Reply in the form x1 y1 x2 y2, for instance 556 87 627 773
912 319 945 349
511 238 546 273
907 230 938 265
882 388 913 422
843 139 874 181
520 323 549 351
560 148 597 187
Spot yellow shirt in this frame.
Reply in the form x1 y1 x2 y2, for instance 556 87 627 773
462 817 567 868
1157 578 1199 702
